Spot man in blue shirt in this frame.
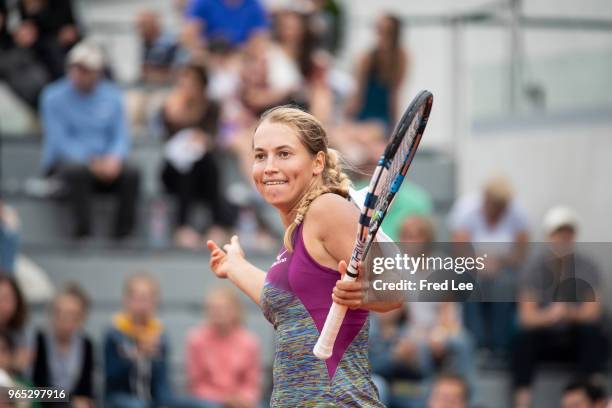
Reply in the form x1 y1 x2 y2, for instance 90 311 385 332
183 0 269 49
41 41 140 239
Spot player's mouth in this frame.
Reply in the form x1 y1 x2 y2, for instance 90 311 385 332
263 180 288 186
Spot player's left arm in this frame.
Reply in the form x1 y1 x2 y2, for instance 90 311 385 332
311 194 403 313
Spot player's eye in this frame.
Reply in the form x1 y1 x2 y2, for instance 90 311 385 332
254 152 266 161
278 150 291 159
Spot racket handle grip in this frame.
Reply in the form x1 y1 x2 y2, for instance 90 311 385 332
313 273 356 360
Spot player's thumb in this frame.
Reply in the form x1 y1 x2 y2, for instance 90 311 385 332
230 235 245 256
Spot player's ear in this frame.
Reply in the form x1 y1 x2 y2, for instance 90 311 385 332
313 151 325 176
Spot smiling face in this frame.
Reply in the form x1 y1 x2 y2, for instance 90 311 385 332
252 120 324 215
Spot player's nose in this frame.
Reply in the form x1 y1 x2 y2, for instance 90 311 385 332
263 156 279 174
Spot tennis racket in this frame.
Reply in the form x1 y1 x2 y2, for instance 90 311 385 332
313 90 434 360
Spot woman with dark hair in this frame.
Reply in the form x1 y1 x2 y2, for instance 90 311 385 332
0 329 40 408
160 63 237 249
0 274 31 375
272 9 333 121
31 283 95 408
347 14 408 131
274 10 317 82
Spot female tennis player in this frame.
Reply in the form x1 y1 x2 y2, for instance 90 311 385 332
207 106 402 406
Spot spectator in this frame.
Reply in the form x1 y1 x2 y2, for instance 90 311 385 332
30 284 94 408
273 10 317 84
128 10 187 132
428 374 469 408
449 175 529 355
272 9 335 122
0 202 20 273
225 33 301 181
400 215 476 401
183 0 270 50
161 64 237 248
41 41 141 239
137 11 185 86
306 0 344 55
382 183 433 242
0 329 39 408
512 206 608 408
17 0 82 80
185 286 261 408
104 273 173 408
346 13 408 131
369 308 422 407
562 379 607 408
238 34 301 118
0 0 49 111
0 275 31 376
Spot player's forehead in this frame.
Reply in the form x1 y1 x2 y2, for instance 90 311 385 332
253 120 302 151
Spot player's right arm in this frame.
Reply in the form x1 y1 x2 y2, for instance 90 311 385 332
207 236 266 306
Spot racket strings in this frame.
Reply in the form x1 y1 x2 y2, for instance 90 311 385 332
370 109 423 233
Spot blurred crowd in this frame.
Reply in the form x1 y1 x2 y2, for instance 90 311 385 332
0 271 263 408
2 0 407 249
0 0 610 407
1 190 610 407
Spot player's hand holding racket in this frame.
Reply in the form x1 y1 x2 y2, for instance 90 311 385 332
332 260 366 309
314 90 434 360
207 236 245 279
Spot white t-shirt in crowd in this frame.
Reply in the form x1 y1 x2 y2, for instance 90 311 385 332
449 193 529 243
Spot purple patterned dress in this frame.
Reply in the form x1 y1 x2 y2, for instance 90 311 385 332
261 224 384 407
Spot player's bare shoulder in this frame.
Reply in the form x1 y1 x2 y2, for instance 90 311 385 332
307 193 359 237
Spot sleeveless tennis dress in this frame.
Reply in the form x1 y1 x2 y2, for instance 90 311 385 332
261 223 384 407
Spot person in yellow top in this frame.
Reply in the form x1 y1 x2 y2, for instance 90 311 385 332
103 273 172 408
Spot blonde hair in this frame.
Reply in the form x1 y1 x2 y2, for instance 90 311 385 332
123 272 160 299
258 106 351 251
205 285 244 326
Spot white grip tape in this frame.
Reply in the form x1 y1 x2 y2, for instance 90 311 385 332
313 267 358 360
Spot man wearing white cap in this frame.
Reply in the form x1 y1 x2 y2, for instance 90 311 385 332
512 206 608 408
40 41 141 239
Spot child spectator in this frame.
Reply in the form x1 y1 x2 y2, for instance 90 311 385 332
185 286 261 408
160 64 237 248
31 283 94 408
512 206 608 408
0 275 31 375
40 41 141 239
104 273 173 408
